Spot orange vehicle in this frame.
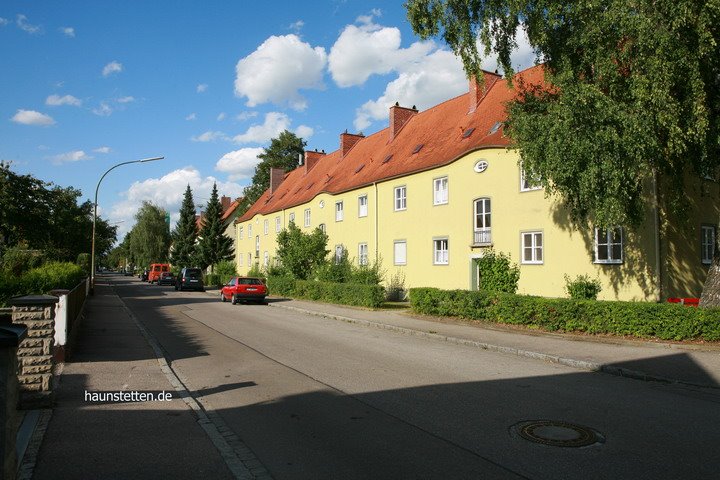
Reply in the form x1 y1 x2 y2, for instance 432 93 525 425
147 263 171 283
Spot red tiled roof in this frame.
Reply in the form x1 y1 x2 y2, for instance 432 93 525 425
238 65 545 223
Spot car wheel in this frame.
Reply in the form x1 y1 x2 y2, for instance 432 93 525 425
231 294 238 305
221 292 226 302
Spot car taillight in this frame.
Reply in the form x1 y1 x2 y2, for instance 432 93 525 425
182 277 186 282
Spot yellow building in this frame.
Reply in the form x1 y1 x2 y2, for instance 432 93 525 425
235 66 719 301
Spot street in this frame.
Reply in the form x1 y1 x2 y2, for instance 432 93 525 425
89 275 720 478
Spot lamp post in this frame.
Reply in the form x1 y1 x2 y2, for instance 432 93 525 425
90 156 164 294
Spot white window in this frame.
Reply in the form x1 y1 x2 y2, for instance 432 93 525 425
318 223 326 233
520 165 542 191
275 216 281 232
595 227 623 264
255 235 260 256
263 251 269 267
239 226 244 240
394 186 407 211
521 231 543 264
474 198 491 244
334 244 345 264
263 219 269 235
394 241 407 265
335 201 344 222
702 225 716 265
289 212 295 224
358 243 368 266
247 253 252 265
433 238 449 265
358 195 368 217
433 177 448 205
248 225 252 237
304 208 311 227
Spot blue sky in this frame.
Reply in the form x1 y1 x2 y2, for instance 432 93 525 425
1 0 534 240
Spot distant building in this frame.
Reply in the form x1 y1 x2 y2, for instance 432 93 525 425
234 66 718 301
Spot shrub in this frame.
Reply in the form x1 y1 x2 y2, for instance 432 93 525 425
475 249 520 293
215 260 237 277
350 261 384 285
313 251 352 283
0 261 85 306
1 246 45 277
247 263 264 278
409 287 720 341
564 274 602 300
76 253 91 275
293 280 385 308
266 275 295 296
385 270 406 301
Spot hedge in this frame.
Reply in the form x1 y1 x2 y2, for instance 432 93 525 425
409 288 720 341
204 273 236 288
0 262 86 307
266 275 384 308
266 275 295 296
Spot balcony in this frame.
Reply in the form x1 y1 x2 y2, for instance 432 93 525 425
472 229 492 246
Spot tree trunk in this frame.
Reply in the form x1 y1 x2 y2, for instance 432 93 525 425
700 242 720 307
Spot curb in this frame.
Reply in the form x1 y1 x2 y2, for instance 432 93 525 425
268 303 717 390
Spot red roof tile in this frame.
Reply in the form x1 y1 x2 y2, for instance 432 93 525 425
238 65 545 223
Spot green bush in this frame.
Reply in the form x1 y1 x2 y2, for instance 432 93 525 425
283 279 385 308
385 270 406 301
564 274 602 300
1 246 45 277
475 249 520 293
409 287 720 341
215 260 237 277
247 263 264 278
266 275 295 296
0 262 86 306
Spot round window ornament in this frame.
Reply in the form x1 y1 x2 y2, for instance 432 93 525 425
319 200 325 208
474 160 489 173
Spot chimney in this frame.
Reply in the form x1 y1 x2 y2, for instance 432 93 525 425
269 167 285 194
340 131 365 157
468 70 502 114
304 149 326 174
389 103 418 140
220 196 231 212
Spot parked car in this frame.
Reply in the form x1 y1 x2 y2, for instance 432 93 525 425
157 272 176 286
176 267 205 291
220 277 268 305
148 263 171 283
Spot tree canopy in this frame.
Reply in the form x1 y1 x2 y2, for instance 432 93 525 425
170 185 199 268
239 130 306 215
128 201 171 267
196 183 234 270
275 222 329 280
406 0 720 227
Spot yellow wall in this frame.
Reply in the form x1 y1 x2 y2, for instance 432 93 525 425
235 148 718 301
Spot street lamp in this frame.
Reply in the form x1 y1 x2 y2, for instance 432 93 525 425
90 156 164 294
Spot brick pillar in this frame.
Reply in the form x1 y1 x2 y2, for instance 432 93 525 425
0 324 26 480
9 295 58 409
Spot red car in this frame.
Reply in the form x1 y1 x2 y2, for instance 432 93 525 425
220 277 268 305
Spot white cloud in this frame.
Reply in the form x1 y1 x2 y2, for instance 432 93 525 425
235 111 258 121
289 20 304 32
116 96 135 103
0 18 10 26
49 150 92 165
477 26 536 73
93 146 111 154
16 14 41 34
197 83 208 93
191 131 228 143
110 167 244 239
215 148 264 181
233 112 290 144
185 113 197 121
46 94 82 107
93 102 113 116
217 112 226 121
234 34 327 110
60 27 75 37
11 109 56 126
295 125 314 139
102 61 123 77
354 49 467 130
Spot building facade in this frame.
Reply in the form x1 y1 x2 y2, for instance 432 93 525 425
235 66 718 301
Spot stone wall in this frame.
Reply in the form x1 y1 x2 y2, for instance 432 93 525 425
9 296 58 409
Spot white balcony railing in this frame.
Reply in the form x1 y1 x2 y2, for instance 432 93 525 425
473 229 492 245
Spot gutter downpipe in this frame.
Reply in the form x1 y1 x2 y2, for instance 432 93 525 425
374 182 379 264
653 171 662 302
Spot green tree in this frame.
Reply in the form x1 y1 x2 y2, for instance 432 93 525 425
170 185 199 268
196 183 234 271
475 249 520 293
128 202 171 267
239 130 306 215
276 222 329 280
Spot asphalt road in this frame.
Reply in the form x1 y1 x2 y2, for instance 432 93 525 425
115 275 720 480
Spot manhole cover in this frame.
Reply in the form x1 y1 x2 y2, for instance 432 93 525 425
514 420 603 447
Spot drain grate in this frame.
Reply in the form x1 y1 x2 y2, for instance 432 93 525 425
514 420 603 447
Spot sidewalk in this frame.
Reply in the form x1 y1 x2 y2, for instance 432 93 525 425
28 281 235 480
265 297 720 389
